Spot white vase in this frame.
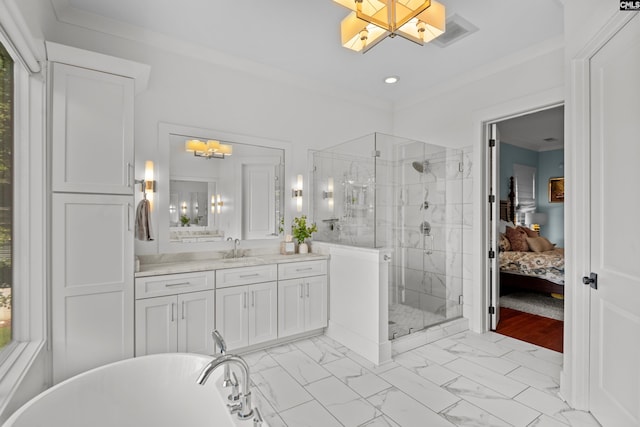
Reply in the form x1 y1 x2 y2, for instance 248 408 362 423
298 242 309 254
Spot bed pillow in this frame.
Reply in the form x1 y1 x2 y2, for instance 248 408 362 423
498 233 511 252
517 226 539 238
505 226 529 251
526 236 555 252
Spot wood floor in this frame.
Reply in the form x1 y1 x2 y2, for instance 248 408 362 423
496 307 564 353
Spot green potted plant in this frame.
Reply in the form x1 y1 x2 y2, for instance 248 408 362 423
291 215 317 254
180 215 190 227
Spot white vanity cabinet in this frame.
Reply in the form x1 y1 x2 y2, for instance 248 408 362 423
215 265 278 351
278 260 328 338
135 271 215 356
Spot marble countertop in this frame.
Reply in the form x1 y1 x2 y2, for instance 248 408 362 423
135 252 329 278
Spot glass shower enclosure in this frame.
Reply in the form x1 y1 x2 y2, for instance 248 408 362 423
312 133 464 340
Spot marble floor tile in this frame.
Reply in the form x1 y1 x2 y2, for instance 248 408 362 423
294 336 347 365
514 387 571 423
252 365 313 412
359 415 401 427
323 357 392 398
368 387 456 427
279 400 342 427
244 331 600 427
305 376 380 427
270 349 332 386
444 357 528 398
506 366 561 396
504 350 562 380
444 376 541 427
440 399 512 427
380 366 460 412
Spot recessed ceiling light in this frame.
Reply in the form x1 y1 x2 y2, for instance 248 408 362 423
384 76 399 84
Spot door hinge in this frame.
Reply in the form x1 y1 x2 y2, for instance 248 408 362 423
458 295 463 305
488 306 495 314
489 195 495 203
372 150 381 157
488 250 496 259
582 272 598 290
489 139 496 147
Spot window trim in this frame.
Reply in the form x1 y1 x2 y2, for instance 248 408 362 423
0 15 47 420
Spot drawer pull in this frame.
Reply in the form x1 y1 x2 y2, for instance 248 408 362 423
165 282 191 287
296 267 313 272
239 273 260 278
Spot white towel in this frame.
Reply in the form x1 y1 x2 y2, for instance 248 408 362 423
135 198 153 241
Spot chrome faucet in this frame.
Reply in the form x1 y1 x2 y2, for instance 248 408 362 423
234 238 240 258
196 354 254 420
226 237 241 258
211 330 232 388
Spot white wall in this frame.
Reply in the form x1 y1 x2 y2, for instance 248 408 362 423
25 9 394 255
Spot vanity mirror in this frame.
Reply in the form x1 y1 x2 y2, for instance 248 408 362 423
157 123 288 253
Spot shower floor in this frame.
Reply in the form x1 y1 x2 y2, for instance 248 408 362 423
389 303 445 340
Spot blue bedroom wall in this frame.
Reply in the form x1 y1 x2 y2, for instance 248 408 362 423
500 143 565 247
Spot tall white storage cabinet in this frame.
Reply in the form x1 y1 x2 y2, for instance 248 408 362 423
48 43 149 384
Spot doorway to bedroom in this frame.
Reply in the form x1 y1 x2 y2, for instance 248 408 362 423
488 105 565 353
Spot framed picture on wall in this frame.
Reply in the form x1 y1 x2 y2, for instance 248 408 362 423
548 177 564 203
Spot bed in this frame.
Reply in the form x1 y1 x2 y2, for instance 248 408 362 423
499 176 564 296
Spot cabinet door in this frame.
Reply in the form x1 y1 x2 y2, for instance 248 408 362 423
215 286 249 351
304 276 328 331
248 282 278 346
51 62 134 194
178 291 215 354
52 193 134 383
135 296 177 356
278 279 305 338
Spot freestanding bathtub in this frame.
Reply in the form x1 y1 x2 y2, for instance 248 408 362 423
3 353 264 427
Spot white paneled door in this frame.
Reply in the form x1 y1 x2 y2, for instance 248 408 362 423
588 13 640 427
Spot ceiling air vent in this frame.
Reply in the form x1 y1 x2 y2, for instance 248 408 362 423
432 14 478 48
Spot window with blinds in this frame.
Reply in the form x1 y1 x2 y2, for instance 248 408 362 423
0 42 13 351
512 163 536 224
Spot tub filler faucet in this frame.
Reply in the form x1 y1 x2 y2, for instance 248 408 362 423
211 330 232 388
196 354 254 420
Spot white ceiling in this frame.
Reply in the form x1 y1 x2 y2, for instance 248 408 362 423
497 105 564 152
52 0 565 106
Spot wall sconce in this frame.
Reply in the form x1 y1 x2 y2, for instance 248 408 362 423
135 160 156 209
181 202 187 214
292 174 303 213
212 194 223 214
323 177 334 211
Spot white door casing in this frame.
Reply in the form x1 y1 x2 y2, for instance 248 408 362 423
588 13 640 426
488 123 500 330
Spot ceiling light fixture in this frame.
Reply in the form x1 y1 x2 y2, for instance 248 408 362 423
185 139 233 159
384 76 399 84
335 0 446 53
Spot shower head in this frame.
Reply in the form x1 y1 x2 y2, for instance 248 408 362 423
412 160 429 174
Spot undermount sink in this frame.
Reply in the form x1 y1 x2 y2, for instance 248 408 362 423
220 257 264 265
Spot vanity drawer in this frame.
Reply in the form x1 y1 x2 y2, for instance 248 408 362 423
135 271 214 299
216 264 277 289
278 260 327 280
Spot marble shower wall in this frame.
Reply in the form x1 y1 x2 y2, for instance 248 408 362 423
389 143 465 323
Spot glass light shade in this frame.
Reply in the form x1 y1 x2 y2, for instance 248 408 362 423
524 212 548 226
396 0 445 44
185 139 206 152
206 140 221 152
217 144 233 156
393 0 432 28
341 13 389 52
